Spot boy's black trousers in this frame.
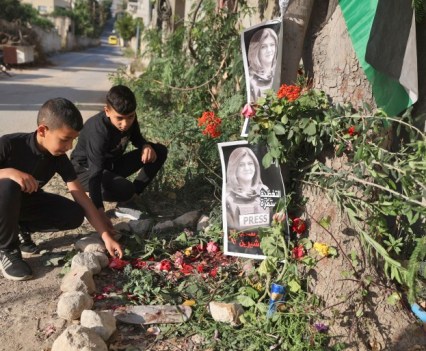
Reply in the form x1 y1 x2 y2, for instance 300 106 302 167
0 179 84 249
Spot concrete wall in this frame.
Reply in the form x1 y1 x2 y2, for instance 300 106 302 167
21 0 71 13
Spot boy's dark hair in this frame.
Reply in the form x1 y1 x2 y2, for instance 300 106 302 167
106 85 136 115
37 98 83 131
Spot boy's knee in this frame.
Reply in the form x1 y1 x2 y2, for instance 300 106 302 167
0 179 21 200
68 203 85 229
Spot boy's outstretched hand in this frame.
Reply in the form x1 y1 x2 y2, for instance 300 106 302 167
102 233 123 258
141 144 157 163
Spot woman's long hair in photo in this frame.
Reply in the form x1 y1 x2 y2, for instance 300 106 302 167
247 28 278 78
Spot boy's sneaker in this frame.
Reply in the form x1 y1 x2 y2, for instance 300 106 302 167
18 230 39 256
0 248 33 281
115 196 151 220
115 203 144 220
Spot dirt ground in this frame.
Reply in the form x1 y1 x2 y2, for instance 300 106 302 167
0 175 190 351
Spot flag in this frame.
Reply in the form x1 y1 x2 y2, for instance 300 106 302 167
339 0 418 116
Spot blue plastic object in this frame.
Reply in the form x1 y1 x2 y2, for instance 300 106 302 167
411 303 426 323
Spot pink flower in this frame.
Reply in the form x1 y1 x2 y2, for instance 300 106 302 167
131 258 147 269
272 211 286 224
207 241 219 253
241 103 256 118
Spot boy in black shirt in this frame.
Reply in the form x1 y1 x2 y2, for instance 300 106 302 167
70 85 168 220
0 98 123 281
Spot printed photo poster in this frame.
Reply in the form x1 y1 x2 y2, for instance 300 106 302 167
218 140 286 259
241 19 281 137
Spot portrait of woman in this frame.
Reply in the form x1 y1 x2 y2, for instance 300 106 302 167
247 27 278 103
225 146 270 231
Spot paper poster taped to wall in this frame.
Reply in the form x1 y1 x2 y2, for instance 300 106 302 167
218 140 286 259
241 19 281 137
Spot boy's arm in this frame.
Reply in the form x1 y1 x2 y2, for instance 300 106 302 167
67 180 123 258
0 168 39 193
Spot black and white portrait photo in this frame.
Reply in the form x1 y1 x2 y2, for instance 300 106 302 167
218 140 285 259
242 20 281 104
240 20 281 137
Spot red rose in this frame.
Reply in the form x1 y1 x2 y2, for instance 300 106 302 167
292 218 306 235
181 263 194 275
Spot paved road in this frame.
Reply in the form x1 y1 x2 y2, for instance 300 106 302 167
0 38 130 135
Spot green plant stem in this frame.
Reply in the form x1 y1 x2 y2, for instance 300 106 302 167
304 208 360 278
308 171 425 207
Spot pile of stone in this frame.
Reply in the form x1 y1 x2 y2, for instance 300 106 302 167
50 210 244 350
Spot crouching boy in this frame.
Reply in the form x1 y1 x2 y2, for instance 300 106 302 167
0 98 123 281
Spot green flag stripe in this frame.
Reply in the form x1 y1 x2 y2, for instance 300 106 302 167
339 0 412 116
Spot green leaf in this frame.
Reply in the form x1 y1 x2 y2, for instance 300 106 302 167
304 122 317 136
318 216 331 229
287 279 301 293
237 295 256 307
273 124 286 135
262 153 273 168
386 291 401 306
281 115 288 125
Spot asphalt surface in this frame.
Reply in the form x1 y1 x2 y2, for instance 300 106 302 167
0 36 130 136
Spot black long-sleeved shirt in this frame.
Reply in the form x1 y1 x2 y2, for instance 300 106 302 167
70 111 147 209
0 132 76 188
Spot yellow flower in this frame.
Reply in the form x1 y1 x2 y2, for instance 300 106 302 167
183 299 196 306
314 242 330 257
184 247 192 256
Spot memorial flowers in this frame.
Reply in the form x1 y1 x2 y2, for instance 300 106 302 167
198 111 222 138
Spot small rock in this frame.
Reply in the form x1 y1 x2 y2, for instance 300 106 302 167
173 210 201 228
114 221 131 232
209 301 244 326
196 215 209 231
57 291 93 320
51 324 108 351
60 267 95 294
74 235 105 254
152 220 175 233
129 218 154 236
92 252 109 269
71 252 102 275
80 310 116 341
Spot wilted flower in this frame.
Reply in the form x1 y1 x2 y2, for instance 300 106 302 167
157 259 172 271
207 241 219 253
292 245 305 260
241 103 256 118
184 247 193 256
314 322 329 333
313 242 330 257
109 257 130 270
273 210 286 224
291 218 306 235
131 258 147 269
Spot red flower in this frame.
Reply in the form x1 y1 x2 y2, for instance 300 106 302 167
132 258 147 269
292 245 305 260
158 259 172 272
197 264 205 273
109 257 130 270
102 284 116 293
181 263 194 275
197 111 222 138
292 218 306 235
206 241 219 253
348 126 357 136
209 267 218 278
277 84 301 101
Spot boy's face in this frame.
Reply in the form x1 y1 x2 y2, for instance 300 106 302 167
104 105 136 132
36 124 79 156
